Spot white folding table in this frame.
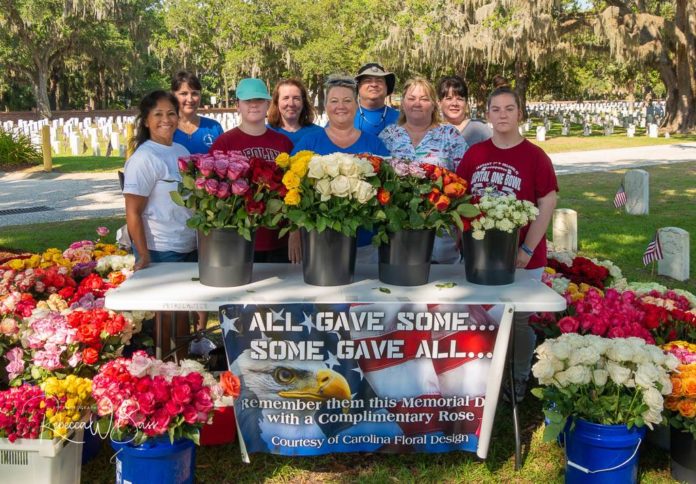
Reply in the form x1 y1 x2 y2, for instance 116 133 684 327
105 262 566 467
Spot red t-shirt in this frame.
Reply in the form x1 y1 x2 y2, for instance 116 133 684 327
456 139 558 269
210 128 293 252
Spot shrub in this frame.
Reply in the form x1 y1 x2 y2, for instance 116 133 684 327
0 128 41 169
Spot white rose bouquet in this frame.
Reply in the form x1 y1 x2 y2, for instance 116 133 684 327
276 151 380 237
531 333 679 441
463 187 538 240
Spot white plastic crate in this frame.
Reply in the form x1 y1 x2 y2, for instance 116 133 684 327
0 424 84 484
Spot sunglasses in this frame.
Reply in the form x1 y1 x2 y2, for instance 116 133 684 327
324 77 357 89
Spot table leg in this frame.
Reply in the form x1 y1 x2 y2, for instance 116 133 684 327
155 312 163 360
170 311 177 363
508 314 522 470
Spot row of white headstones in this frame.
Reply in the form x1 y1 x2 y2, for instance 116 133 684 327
526 100 667 141
552 169 690 281
2 112 334 157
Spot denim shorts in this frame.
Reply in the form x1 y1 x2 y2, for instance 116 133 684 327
133 247 198 263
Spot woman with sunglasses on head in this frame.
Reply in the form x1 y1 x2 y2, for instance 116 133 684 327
292 75 390 262
268 78 323 145
437 75 492 147
456 86 558 401
171 71 224 155
292 75 389 157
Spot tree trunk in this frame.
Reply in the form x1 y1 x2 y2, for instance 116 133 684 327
514 59 530 120
32 62 52 119
659 0 696 133
99 70 107 109
315 74 325 115
224 76 230 108
49 73 58 111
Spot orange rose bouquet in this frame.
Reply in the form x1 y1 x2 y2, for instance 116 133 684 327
664 341 696 438
371 157 479 245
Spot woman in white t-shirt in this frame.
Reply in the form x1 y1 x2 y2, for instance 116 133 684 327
123 91 197 358
123 91 196 270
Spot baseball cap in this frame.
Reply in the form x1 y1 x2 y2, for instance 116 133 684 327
355 63 396 95
236 78 271 101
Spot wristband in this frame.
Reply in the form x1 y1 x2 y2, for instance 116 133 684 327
520 243 534 257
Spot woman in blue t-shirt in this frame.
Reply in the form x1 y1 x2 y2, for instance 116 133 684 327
171 71 224 154
267 79 323 144
292 75 389 157
292 75 390 262
170 71 223 338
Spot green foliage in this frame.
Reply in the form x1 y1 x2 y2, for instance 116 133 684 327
668 411 696 440
0 128 41 168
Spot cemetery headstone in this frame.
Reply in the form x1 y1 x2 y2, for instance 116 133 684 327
648 123 658 138
657 227 690 281
536 126 546 142
624 169 649 215
553 209 577 253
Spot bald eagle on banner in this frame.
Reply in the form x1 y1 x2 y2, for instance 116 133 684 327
231 349 351 454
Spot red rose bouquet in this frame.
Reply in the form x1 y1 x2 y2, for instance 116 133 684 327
547 256 610 289
0 266 76 300
639 290 696 344
172 150 286 240
371 157 479 243
91 352 217 444
556 288 654 342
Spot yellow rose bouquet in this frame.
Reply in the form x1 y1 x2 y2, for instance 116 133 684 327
275 151 380 237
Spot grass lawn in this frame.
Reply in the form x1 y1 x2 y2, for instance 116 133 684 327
0 217 125 253
49 155 125 173
552 162 695 291
2 163 693 482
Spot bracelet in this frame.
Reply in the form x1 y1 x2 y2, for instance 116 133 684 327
520 243 534 256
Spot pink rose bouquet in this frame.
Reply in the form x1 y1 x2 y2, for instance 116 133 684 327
91 351 217 445
556 288 654 342
0 378 93 442
172 150 286 239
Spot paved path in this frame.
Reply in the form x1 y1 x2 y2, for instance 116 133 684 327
0 171 122 228
550 142 696 175
1 142 695 228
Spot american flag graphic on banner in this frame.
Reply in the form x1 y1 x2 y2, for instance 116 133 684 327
613 183 627 208
220 302 510 459
642 231 663 265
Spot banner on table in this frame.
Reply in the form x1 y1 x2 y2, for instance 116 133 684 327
220 302 513 460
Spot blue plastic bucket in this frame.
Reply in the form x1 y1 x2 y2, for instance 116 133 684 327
111 437 196 484
565 419 645 484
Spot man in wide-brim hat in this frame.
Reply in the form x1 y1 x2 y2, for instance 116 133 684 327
354 62 399 136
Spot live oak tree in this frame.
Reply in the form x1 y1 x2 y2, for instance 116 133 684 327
380 0 695 132
380 0 574 119
0 0 154 118
592 0 696 133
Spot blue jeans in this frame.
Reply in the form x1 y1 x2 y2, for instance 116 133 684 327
133 247 198 263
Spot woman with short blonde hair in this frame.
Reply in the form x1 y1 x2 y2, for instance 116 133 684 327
378 77 469 263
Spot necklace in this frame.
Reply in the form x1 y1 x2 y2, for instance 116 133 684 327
358 105 388 130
